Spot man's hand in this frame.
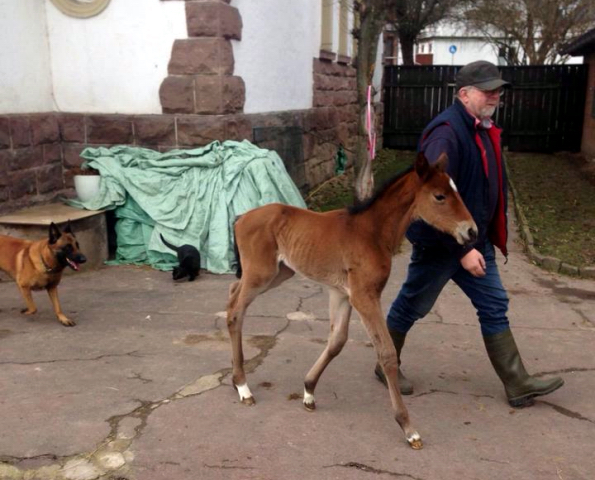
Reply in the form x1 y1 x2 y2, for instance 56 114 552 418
461 249 486 277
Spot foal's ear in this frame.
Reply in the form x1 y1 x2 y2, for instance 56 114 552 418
414 152 431 180
434 152 449 172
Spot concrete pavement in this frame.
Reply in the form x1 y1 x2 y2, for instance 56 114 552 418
0 217 594 480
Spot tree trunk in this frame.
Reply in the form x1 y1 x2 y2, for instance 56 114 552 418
399 32 416 65
353 1 386 202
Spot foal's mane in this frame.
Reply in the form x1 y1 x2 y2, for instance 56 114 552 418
347 165 414 215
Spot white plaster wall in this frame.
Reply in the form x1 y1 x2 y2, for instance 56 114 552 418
231 0 320 114
46 0 187 114
0 0 53 114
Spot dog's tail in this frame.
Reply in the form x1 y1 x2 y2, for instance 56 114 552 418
233 218 242 279
160 233 179 253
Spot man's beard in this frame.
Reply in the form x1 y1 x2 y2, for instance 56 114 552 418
479 105 497 118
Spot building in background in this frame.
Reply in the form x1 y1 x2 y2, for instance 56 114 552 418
382 20 584 67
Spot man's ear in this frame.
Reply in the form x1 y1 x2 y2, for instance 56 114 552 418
48 222 61 244
414 151 430 180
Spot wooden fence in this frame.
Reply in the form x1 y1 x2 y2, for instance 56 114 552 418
383 65 588 152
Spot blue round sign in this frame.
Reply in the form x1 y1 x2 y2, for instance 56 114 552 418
449 45 457 54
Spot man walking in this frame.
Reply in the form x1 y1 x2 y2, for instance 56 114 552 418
375 61 564 407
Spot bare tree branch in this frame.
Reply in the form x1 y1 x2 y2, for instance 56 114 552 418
465 0 595 65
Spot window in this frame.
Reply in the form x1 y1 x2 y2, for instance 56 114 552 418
49 0 111 18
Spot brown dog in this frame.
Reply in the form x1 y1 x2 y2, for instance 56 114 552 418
0 221 86 326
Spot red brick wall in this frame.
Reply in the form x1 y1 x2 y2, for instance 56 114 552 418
582 52 595 158
0 114 65 213
309 58 358 186
0 106 361 214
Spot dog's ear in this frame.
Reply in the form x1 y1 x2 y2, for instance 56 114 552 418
49 222 62 245
63 220 73 235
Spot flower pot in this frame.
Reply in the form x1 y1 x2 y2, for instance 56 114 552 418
74 175 101 202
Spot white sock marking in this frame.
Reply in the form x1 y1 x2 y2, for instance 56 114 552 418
236 383 252 401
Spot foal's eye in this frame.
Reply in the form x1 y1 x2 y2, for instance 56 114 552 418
434 194 446 202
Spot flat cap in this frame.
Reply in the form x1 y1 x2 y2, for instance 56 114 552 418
455 60 510 91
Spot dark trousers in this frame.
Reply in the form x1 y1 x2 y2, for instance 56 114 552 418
387 241 510 336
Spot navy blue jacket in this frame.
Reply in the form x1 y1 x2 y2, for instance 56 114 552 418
406 99 509 257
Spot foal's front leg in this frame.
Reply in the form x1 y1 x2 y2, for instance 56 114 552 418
350 290 423 450
303 287 352 411
226 279 254 405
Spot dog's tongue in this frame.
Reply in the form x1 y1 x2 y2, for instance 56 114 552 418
67 258 79 271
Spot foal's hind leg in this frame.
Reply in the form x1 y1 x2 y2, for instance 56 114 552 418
349 288 422 450
303 288 352 411
226 263 295 405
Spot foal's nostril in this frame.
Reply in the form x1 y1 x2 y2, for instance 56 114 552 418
468 228 478 242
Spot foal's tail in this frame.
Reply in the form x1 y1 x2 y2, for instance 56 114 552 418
233 217 243 279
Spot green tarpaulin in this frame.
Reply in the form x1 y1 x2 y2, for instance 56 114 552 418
67 140 306 274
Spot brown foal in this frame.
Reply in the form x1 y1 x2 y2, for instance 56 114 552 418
226 152 477 449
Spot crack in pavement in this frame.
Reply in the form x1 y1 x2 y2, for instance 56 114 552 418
324 462 424 479
413 388 458 398
0 453 61 464
572 307 595 328
203 463 255 470
535 366 595 376
540 401 595 424
479 457 511 465
0 317 291 479
411 389 593 424
128 372 153 384
0 351 145 366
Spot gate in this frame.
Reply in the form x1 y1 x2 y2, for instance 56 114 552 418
382 65 588 152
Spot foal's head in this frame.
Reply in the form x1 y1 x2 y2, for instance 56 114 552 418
413 152 478 246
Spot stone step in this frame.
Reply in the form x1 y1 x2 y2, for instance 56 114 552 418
0 203 107 281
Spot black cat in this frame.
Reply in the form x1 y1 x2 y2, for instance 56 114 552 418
160 234 201 282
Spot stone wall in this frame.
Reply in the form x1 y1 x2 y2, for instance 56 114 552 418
0 103 362 212
0 114 65 214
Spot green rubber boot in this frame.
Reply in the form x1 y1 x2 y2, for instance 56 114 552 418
374 329 414 395
484 329 564 408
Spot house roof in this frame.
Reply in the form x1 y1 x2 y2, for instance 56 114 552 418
561 28 595 56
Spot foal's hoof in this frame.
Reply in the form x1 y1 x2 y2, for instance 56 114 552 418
303 390 316 411
233 383 255 406
407 432 423 450
409 439 423 450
